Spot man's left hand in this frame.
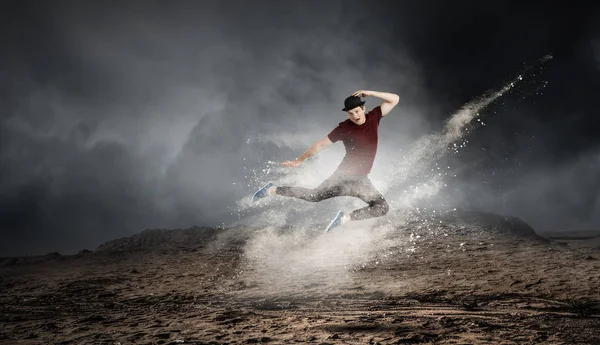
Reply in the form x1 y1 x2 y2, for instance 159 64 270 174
352 90 372 98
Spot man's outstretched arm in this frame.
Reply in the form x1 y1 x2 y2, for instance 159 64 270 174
281 136 333 168
352 90 399 116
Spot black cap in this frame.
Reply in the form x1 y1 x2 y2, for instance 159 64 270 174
342 95 365 111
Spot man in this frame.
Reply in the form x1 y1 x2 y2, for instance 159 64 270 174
253 90 400 232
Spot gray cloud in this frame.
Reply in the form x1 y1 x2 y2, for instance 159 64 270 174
447 144 600 232
0 1 438 256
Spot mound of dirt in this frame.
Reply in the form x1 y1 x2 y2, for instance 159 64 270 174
95 210 542 253
417 209 544 240
95 226 224 251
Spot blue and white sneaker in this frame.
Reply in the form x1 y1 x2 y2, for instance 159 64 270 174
325 211 346 232
252 182 274 202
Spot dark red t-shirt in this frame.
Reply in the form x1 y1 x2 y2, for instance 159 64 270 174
327 106 383 175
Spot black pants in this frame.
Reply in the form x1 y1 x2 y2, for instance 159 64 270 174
275 173 389 221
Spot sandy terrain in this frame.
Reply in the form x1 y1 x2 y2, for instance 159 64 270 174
1 210 600 344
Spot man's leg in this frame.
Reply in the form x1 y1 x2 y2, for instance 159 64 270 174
323 175 389 232
274 174 344 202
343 177 390 221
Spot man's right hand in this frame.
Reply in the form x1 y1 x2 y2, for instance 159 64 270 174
281 160 302 168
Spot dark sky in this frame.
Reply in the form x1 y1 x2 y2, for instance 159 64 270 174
1 0 600 256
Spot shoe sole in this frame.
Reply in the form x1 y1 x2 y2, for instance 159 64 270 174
325 211 344 232
252 183 273 202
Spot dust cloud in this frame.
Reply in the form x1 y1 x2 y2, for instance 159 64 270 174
237 55 553 288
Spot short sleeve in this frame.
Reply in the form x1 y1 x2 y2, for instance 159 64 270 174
370 106 383 123
327 123 345 143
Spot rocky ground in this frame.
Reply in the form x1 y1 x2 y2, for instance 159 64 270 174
1 210 600 344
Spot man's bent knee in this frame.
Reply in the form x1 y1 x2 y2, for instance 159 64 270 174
374 198 389 216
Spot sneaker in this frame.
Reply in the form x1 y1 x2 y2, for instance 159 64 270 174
325 210 345 232
252 182 274 202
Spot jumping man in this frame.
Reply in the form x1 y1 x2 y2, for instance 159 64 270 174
253 90 400 232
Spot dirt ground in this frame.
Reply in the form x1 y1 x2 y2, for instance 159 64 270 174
1 210 600 344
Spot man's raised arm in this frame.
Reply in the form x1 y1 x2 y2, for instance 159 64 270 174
352 90 400 116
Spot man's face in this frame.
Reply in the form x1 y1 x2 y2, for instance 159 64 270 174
346 106 366 125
